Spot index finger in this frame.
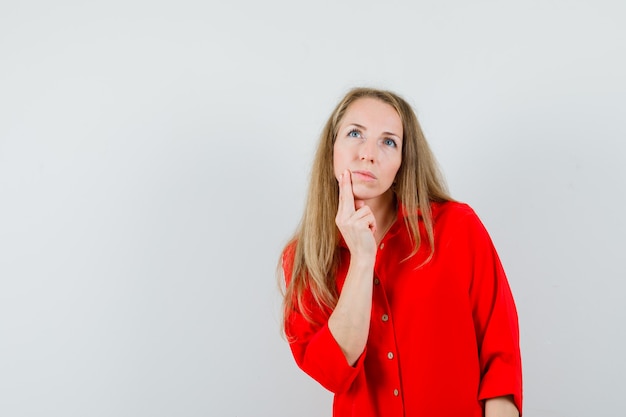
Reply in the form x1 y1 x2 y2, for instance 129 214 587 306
338 169 356 215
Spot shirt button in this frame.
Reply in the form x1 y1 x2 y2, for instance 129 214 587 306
379 243 385 250
387 352 394 359
374 278 380 285
393 389 399 396
382 314 389 322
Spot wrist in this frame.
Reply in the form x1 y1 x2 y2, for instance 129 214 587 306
349 255 375 271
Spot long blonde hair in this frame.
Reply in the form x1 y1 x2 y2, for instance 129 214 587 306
281 87 452 329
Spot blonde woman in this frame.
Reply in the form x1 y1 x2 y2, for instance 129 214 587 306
280 88 522 417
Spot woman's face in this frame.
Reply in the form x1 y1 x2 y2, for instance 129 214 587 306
333 97 403 203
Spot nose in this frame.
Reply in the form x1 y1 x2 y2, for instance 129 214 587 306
359 140 377 162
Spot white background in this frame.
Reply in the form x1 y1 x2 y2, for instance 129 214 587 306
1 1 625 416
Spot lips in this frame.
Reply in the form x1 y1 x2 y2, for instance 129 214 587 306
351 170 377 180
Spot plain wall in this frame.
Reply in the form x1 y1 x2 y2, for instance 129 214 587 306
1 1 625 416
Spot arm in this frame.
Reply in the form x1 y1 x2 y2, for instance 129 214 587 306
327 170 378 365
327 255 374 365
485 395 519 417
283 171 377 391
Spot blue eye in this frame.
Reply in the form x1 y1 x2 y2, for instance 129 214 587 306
383 138 397 147
348 129 361 138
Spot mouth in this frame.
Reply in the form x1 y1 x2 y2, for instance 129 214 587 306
351 170 377 181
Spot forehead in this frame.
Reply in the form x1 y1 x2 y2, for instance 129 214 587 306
341 97 402 135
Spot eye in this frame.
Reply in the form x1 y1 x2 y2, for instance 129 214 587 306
383 138 397 147
348 129 362 138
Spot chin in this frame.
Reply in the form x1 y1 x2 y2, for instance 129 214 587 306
352 189 383 202
352 185 393 202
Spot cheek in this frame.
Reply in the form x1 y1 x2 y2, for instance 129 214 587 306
389 157 402 182
333 144 346 178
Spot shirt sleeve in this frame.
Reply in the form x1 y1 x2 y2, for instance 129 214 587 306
462 208 523 414
282 244 365 394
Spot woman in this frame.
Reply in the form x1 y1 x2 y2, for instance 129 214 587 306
280 87 522 417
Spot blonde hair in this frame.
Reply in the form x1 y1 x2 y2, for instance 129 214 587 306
281 87 452 329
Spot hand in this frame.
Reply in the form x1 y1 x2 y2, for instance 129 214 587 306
335 170 377 259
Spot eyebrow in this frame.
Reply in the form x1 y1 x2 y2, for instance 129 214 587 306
347 123 401 139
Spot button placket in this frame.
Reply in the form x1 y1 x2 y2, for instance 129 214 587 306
371 251 403 415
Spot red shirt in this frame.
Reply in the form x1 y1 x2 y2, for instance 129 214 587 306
283 202 522 417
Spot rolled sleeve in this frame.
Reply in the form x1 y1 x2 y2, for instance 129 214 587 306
290 320 366 394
